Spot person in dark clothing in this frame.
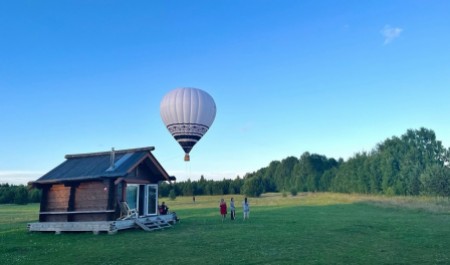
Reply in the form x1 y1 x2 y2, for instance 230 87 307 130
159 201 169 215
230 197 236 220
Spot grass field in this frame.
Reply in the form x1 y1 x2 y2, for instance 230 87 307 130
1 193 449 265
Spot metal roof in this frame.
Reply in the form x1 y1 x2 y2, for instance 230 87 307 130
32 147 171 184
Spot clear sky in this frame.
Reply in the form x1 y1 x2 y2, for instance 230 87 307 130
1 0 449 185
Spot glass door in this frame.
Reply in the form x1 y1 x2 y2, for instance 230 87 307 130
146 185 158 216
126 184 139 211
126 184 158 216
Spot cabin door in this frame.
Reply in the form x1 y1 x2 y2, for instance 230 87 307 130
145 184 158 216
126 184 158 216
125 184 139 210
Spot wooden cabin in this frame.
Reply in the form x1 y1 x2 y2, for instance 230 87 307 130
30 146 175 224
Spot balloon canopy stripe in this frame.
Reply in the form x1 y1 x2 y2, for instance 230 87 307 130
178 140 197 154
166 122 210 128
166 123 209 137
174 135 201 141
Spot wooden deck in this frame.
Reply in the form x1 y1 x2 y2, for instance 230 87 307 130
28 213 178 234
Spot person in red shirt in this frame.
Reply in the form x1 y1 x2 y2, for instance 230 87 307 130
219 198 227 222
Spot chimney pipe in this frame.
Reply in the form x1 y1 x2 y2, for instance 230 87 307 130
110 147 115 169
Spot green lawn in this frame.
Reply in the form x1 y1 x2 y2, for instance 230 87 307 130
1 193 449 265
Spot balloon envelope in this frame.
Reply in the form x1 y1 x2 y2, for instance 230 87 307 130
160 87 216 161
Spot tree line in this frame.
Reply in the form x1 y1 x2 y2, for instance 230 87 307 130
1 127 448 204
161 128 450 198
0 184 41 204
159 175 245 198
329 127 450 196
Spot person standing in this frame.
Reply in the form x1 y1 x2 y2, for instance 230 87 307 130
230 197 236 220
242 197 249 220
219 198 227 222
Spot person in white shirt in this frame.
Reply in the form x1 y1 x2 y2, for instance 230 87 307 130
242 197 249 220
230 197 236 220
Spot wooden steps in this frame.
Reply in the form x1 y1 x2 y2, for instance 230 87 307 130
135 216 172 231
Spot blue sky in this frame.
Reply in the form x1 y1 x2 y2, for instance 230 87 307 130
1 1 449 184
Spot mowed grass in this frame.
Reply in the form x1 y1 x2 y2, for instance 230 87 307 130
1 193 449 265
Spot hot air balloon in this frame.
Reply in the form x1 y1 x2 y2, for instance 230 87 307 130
160 87 216 161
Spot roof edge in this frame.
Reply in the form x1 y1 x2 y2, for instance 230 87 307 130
30 174 121 185
65 146 155 159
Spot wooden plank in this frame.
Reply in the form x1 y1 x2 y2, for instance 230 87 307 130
80 193 108 198
73 203 110 209
45 215 68 222
49 185 68 191
112 220 135 230
28 221 114 232
156 217 172 228
134 219 152 231
40 210 115 215
72 214 108 222
29 214 178 233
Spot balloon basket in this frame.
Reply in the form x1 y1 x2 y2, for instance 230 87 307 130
184 154 190 162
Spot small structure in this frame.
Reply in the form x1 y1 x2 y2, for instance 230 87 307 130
28 146 177 234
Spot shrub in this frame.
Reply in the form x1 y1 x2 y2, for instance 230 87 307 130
169 189 177 200
290 188 298 196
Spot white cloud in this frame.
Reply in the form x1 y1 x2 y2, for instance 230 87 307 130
381 25 403 45
0 170 44 185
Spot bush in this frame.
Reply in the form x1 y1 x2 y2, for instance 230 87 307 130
169 189 177 200
290 188 298 196
385 187 395 196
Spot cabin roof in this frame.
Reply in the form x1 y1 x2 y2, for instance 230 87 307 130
32 147 172 184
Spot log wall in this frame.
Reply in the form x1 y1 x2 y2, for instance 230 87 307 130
40 181 116 222
46 184 70 211
74 181 108 211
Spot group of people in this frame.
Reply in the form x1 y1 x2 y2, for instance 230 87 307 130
219 197 250 222
160 197 250 223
